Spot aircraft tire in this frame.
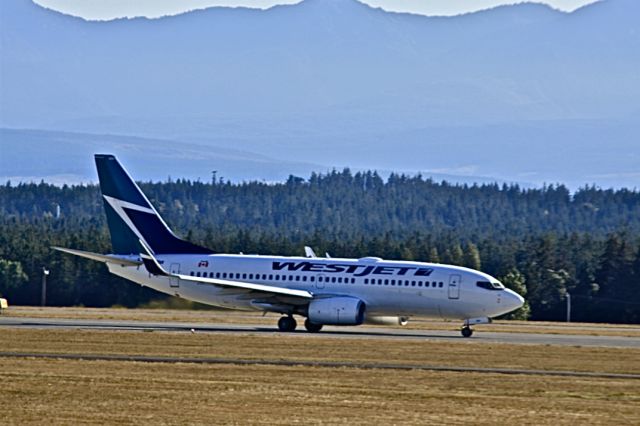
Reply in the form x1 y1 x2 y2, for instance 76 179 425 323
304 318 323 333
278 316 297 332
461 326 473 338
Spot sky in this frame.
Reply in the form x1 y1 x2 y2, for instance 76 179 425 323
34 0 599 20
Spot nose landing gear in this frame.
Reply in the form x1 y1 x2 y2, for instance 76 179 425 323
460 317 491 337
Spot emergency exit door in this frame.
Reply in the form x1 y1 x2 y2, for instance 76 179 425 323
448 274 461 299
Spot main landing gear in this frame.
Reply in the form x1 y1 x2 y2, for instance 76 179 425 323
277 315 297 332
304 318 323 333
277 316 324 333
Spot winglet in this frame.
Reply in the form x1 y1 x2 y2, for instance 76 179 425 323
304 246 317 258
139 239 171 276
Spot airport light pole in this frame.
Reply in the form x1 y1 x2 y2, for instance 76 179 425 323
41 267 50 307
566 292 571 323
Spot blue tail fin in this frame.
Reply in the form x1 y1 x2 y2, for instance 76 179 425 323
95 154 212 255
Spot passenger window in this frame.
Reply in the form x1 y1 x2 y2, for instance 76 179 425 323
439 282 443 287
384 279 389 285
332 277 337 283
196 272 201 277
190 271 194 276
311 276 315 282
338 277 343 283
391 280 395 286
364 279 369 284
303 276 307 282
269 274 273 280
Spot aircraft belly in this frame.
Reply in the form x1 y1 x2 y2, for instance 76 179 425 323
361 290 441 317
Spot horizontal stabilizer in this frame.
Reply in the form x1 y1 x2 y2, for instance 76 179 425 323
52 247 142 267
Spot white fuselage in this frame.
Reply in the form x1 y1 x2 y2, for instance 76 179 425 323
108 254 524 320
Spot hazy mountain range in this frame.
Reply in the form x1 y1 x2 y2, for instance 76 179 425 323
1 0 639 188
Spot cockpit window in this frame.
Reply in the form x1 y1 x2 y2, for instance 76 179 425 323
476 281 504 291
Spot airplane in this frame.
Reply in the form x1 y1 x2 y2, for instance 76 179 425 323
54 154 525 337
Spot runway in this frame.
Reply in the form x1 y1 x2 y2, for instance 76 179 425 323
2 316 639 349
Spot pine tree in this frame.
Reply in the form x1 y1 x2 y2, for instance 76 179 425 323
462 242 481 270
499 268 530 320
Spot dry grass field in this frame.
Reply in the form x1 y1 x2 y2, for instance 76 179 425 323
2 357 639 425
1 315 640 425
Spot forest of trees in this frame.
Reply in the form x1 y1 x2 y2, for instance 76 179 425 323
1 170 639 323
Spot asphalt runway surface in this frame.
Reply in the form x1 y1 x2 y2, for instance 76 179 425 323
2 316 639 349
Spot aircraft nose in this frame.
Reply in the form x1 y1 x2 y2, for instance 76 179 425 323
503 288 525 310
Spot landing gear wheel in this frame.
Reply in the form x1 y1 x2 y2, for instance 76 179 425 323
304 318 323 333
461 326 473 338
277 316 297 332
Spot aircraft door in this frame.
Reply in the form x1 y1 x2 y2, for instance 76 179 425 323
169 263 180 288
448 274 461 299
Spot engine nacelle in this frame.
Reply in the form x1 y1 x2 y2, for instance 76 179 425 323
364 315 409 326
308 297 365 325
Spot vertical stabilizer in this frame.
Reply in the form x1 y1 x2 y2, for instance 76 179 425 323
95 154 212 255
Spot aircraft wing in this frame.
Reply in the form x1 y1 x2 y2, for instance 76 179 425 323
52 246 143 267
138 240 313 300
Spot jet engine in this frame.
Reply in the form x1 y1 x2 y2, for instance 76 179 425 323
308 297 365 325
